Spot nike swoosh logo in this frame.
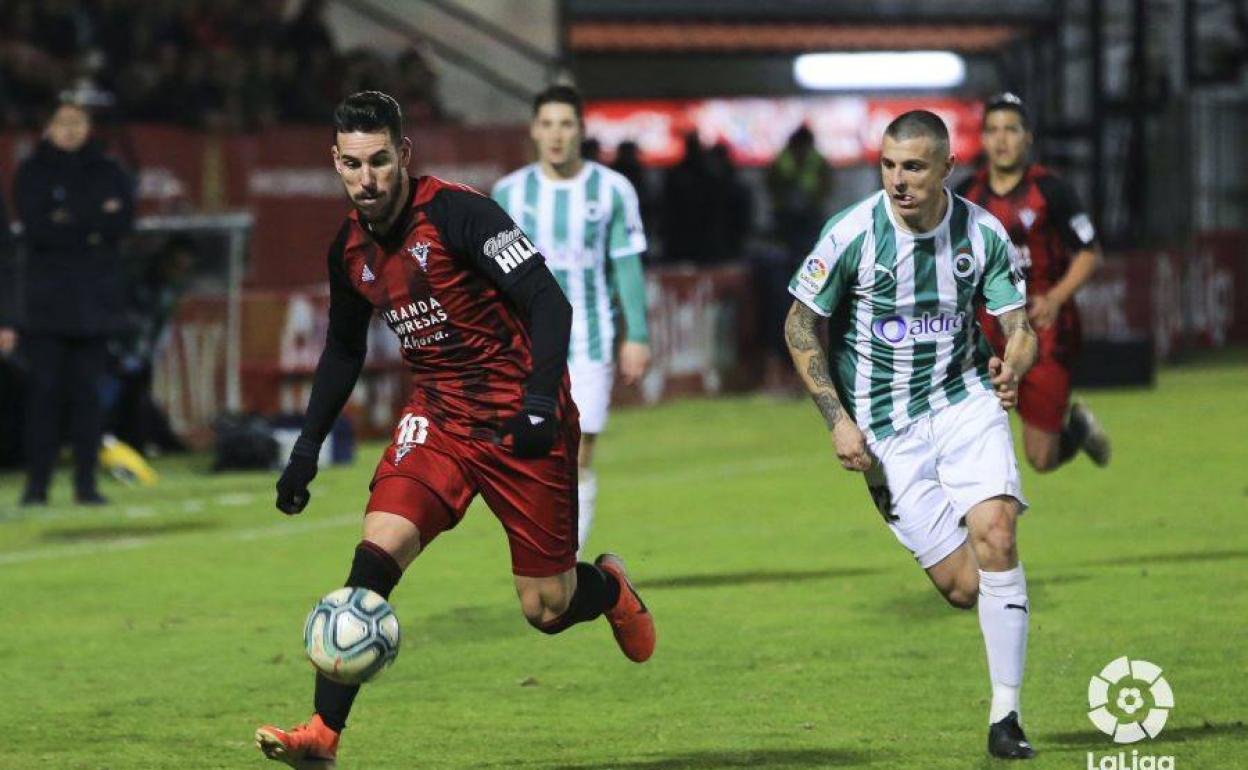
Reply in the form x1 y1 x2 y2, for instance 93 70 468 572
1005 603 1029 613
528 415 545 426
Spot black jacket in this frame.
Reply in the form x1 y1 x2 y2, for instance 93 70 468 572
0 189 16 328
14 139 135 335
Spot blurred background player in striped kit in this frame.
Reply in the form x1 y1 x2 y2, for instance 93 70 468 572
492 85 650 556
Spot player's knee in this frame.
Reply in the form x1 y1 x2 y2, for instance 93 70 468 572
362 517 423 569
1027 446 1060 473
518 584 573 629
944 584 978 610
972 507 1018 562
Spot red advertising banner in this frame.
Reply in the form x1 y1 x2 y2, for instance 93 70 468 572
224 125 531 289
1 124 531 290
152 293 230 446
585 96 984 167
157 264 760 438
627 264 760 405
1076 232 1247 358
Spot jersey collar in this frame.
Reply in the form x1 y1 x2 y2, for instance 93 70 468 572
535 160 594 186
984 163 1032 199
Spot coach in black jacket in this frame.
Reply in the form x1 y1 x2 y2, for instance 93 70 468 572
0 188 21 467
14 101 135 505
0 188 17 352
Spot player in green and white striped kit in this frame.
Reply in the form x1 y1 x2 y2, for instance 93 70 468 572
784 111 1041 760
493 85 650 555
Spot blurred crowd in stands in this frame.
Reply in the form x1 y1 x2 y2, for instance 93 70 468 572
0 0 444 130
584 127 833 270
590 127 832 392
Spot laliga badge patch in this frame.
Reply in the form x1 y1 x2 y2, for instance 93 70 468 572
797 255 830 294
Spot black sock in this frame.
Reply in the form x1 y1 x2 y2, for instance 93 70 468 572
314 541 405 732
1057 409 1089 465
535 562 622 635
345 540 404 599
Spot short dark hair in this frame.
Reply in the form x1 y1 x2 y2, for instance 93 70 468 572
532 85 583 121
333 91 403 145
884 110 950 156
983 92 1030 130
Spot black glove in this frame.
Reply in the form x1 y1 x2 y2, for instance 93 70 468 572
499 398 558 459
276 441 319 515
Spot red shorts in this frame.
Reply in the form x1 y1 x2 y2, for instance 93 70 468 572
1016 353 1072 433
980 307 1078 434
366 407 580 578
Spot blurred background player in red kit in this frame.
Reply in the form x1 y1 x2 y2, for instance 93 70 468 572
957 93 1111 473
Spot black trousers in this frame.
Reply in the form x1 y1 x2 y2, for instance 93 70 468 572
22 333 108 497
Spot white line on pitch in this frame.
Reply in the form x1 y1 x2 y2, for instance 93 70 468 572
0 514 358 567
0 454 819 566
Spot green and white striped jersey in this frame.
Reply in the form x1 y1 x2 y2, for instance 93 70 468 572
492 161 647 364
789 189 1027 441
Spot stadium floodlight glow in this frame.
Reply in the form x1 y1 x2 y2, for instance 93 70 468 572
794 51 966 91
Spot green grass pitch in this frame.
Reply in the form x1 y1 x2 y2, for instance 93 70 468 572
1 351 1246 769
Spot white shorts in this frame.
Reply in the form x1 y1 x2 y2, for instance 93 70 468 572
863 392 1028 569
569 360 614 435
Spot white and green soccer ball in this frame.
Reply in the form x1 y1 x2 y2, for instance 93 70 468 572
303 588 400 684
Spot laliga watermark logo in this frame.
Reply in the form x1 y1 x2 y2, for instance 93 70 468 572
1086 656 1175 770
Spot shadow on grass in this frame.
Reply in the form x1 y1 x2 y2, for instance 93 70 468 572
1044 721 1247 750
1082 549 1248 568
636 567 886 591
412 603 529 644
40 520 219 543
547 747 869 769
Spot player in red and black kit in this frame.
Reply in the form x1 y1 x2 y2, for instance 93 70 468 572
256 92 655 769
957 93 1111 473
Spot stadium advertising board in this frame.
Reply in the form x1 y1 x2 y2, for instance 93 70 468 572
220 265 758 437
1076 233 1247 358
584 96 984 167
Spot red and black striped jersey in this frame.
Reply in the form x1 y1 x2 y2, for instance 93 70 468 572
956 164 1097 296
327 175 573 440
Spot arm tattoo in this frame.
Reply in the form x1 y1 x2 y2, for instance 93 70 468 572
998 308 1031 336
784 301 823 352
811 388 844 429
997 307 1039 374
785 302 846 429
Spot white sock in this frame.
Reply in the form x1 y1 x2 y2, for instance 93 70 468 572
977 563 1029 724
576 469 597 557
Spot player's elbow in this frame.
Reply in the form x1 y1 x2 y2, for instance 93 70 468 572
530 277 571 326
324 333 367 367
552 288 572 328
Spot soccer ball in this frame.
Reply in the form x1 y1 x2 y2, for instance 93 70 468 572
303 587 400 684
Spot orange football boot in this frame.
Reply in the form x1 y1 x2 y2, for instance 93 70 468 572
594 553 656 662
255 713 339 768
